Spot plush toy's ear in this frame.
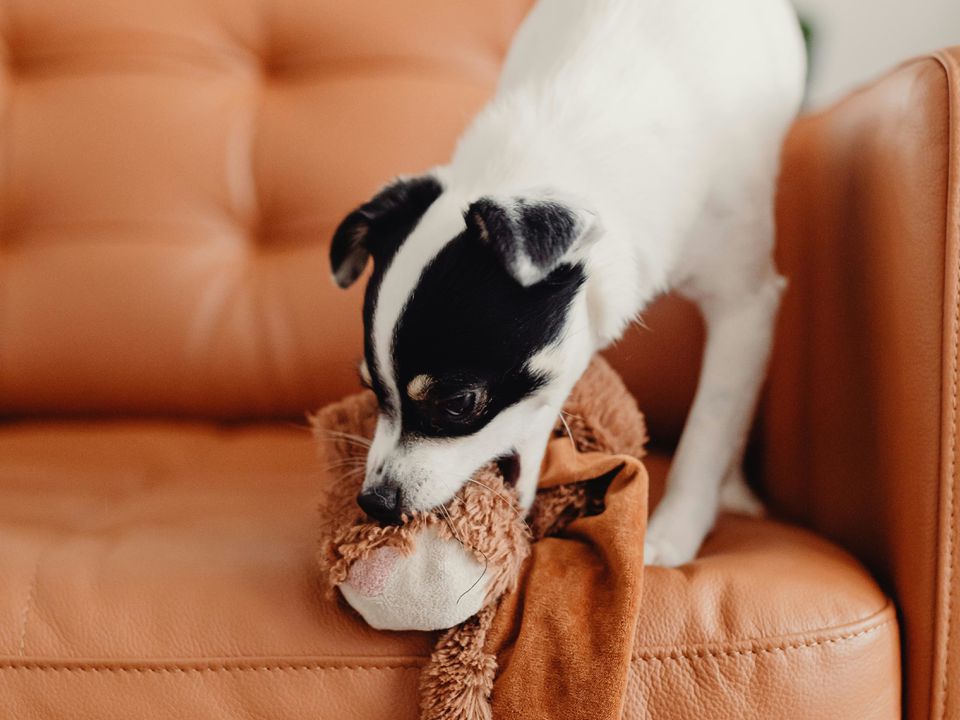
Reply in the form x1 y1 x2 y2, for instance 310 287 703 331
464 194 598 287
330 175 443 288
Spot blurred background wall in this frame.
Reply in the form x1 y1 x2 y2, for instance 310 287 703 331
795 0 960 108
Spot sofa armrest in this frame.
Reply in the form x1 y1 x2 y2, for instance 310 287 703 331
763 48 960 720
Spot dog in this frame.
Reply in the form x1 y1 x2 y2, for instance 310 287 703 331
329 0 806 566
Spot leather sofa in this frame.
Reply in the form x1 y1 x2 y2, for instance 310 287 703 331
0 1 954 718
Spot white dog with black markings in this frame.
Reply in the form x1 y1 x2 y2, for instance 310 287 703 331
330 0 806 566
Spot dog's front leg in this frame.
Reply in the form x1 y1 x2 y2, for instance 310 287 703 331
644 277 784 566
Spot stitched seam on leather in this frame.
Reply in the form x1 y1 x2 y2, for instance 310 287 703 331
0 663 423 674
0 622 894 674
632 601 896 658
943 180 958 719
935 48 960 720
632 618 894 662
16 554 43 657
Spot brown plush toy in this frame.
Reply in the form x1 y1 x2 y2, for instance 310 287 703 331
315 357 649 720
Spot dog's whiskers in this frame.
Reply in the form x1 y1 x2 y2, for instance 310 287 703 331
457 546 489 605
316 429 372 449
438 502 465 550
558 410 576 448
335 466 367 483
429 495 491 605
445 495 490 604
319 439 371 453
322 457 368 471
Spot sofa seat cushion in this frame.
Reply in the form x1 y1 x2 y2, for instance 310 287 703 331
0 422 899 719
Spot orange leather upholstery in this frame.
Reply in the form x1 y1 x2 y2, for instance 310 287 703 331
0 0 948 717
765 49 960 720
0 425 897 719
0 0 533 419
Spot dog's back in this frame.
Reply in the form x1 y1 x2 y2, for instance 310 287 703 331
498 0 805 118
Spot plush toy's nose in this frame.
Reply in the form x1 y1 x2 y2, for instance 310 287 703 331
357 482 404 525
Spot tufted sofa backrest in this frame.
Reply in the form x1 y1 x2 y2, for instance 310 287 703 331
0 0 705 442
0 0 536 418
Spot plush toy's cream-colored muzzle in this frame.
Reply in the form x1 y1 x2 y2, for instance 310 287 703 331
338 526 490 631
313 387 533 633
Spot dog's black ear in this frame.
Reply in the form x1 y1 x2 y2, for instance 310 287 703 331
464 194 598 287
330 175 443 288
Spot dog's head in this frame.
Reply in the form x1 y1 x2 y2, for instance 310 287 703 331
330 174 598 523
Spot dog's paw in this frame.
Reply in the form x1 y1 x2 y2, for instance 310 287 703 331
643 521 700 567
644 537 687 567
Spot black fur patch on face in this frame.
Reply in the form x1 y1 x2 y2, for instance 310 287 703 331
336 175 443 413
391 231 585 439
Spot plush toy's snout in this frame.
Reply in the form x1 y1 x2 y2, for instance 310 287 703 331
340 526 493 631
315 436 532 633
343 545 400 597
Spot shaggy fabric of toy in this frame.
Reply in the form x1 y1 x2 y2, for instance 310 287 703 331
314 357 649 720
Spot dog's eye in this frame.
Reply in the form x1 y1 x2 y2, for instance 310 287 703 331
438 390 478 419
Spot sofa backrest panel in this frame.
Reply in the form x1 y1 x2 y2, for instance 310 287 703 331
0 0 705 442
0 0 535 418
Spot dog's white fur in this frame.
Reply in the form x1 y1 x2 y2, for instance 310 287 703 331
364 0 806 566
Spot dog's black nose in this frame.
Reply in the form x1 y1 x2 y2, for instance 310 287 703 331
357 482 404 525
